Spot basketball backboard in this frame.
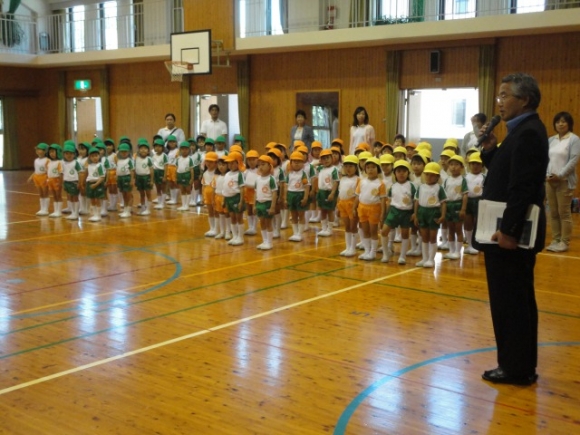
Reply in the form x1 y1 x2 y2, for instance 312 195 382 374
170 29 212 75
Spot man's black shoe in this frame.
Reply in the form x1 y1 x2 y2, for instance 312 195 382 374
482 367 538 386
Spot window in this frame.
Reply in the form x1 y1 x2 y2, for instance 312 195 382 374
379 0 410 18
451 99 467 127
311 106 331 149
70 5 85 52
441 0 476 19
102 1 118 50
514 0 545 14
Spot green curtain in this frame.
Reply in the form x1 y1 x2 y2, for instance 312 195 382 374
385 51 400 143
478 45 496 119
8 0 22 13
237 60 250 151
1 97 19 169
410 0 425 21
349 0 369 28
546 0 579 10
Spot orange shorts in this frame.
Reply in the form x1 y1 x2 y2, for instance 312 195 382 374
47 177 62 192
203 186 215 205
214 194 225 213
357 202 382 224
33 173 47 188
166 165 177 183
106 169 117 186
244 188 256 205
337 197 356 220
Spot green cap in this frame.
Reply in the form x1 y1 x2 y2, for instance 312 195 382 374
204 138 215 145
234 134 245 142
64 140 76 148
95 142 107 150
92 137 104 144
36 143 48 150
138 142 150 149
63 144 77 153
118 143 131 152
187 137 196 143
89 147 100 154
104 138 115 145
167 135 177 142
153 138 165 147
79 142 91 149
137 137 148 145
119 136 130 143
215 135 226 143
179 141 190 148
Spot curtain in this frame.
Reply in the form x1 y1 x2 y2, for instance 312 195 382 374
237 60 250 151
100 68 110 139
410 0 426 21
478 45 496 120
279 0 288 33
546 0 579 10
385 50 400 143
1 97 19 169
350 0 370 28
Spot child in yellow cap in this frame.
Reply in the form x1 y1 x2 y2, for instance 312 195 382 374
414 162 447 268
464 152 485 255
202 152 219 236
308 142 323 224
442 155 468 260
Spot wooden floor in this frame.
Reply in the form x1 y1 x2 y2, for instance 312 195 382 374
0 170 579 435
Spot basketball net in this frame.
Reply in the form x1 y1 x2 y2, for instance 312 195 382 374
164 61 194 82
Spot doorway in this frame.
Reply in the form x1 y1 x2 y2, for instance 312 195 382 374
0 98 4 167
403 88 479 158
191 94 240 146
68 97 103 143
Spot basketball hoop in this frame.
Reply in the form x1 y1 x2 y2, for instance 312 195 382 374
164 61 194 82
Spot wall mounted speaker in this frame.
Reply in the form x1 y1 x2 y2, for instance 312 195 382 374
430 50 441 74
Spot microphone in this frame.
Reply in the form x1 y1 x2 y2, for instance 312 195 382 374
477 115 501 147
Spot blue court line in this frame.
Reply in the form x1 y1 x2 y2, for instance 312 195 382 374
333 341 580 434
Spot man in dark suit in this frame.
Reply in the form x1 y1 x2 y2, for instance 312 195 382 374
474 73 549 386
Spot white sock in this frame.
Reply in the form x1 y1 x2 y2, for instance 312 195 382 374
465 230 473 248
400 239 409 259
429 243 438 262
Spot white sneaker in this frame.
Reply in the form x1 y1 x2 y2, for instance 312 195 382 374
244 229 257 235
398 257 406 265
256 243 265 250
273 231 281 239
464 247 479 255
205 230 217 237
444 252 460 260
224 232 232 240
394 235 402 242
423 260 435 268
88 215 101 222
381 255 389 263
318 229 332 237
152 198 159 203
166 199 177 205
119 211 131 218
261 243 273 250
438 242 450 250
289 234 302 242
154 203 164 210
177 205 189 211
551 241 569 252
356 242 364 250
139 209 151 216
406 249 421 257
230 237 244 246
215 233 225 239
545 241 559 251
309 216 321 223
344 249 357 257
416 259 426 267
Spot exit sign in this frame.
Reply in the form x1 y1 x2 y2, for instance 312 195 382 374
74 80 92 91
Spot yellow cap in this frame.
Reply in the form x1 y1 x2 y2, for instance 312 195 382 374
416 141 432 151
449 155 465 166
311 141 323 149
440 149 456 158
393 146 407 155
343 155 359 165
424 162 441 174
365 157 381 167
379 154 395 165
468 152 482 164
394 160 411 171
358 151 373 160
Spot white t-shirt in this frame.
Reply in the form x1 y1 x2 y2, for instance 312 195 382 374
200 118 227 140
157 127 185 144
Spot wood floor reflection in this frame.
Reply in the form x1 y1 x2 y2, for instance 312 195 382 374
0 170 579 434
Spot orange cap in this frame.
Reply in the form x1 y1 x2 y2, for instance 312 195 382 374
320 149 333 158
290 151 305 161
246 150 259 158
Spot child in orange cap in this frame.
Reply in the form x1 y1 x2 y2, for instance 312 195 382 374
316 149 340 236
28 143 50 216
223 152 246 246
285 151 311 242
243 150 260 235
214 156 232 240
202 152 219 236
267 147 285 238
254 155 278 250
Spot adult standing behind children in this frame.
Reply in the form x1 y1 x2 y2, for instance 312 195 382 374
157 113 185 145
289 110 315 152
545 111 580 253
474 73 548 386
349 106 375 155
460 113 487 157
200 104 228 141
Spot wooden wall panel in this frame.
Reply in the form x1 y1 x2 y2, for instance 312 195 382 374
190 63 238 95
249 47 388 154
495 32 580 197
0 66 40 94
400 46 479 90
108 61 184 142
183 0 235 50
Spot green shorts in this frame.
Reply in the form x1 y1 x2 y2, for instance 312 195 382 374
177 171 192 186
193 166 201 181
417 205 442 230
384 207 413 229
86 181 105 199
154 169 165 185
287 191 309 211
117 175 132 193
256 201 274 218
225 193 245 213
136 174 152 191
466 197 481 216
316 189 337 211
63 181 80 196
445 200 464 223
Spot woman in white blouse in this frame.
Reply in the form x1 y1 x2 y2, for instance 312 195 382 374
349 106 375 155
546 111 580 252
